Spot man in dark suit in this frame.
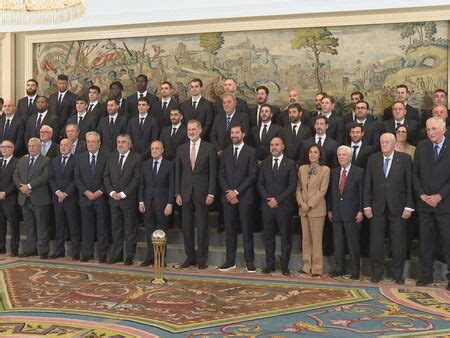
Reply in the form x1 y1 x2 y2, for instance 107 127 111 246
383 85 420 122
328 145 364 279
218 124 257 272
0 140 20 256
179 78 214 140
67 96 100 142
97 98 128 153
109 81 127 117
276 89 309 127
48 138 80 260
346 100 380 148
153 81 179 128
39 125 60 158
16 79 39 120
249 86 280 128
86 85 106 123
416 104 450 141
74 131 109 263
139 140 174 266
413 117 450 290
65 123 86 155
24 96 59 143
348 122 374 169
125 74 159 119
126 97 160 155
257 137 297 276
364 133 414 284
13 138 52 259
0 100 26 157
175 119 217 269
279 103 312 162
318 95 345 144
48 74 76 131
342 91 364 125
160 108 188 161
214 78 249 116
383 101 418 145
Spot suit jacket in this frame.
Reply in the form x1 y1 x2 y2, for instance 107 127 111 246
413 138 450 214
24 112 59 143
210 112 249 152
364 151 414 216
279 123 312 162
73 140 87 154
0 157 18 206
88 102 107 124
48 154 77 203
16 96 39 120
139 158 175 209
249 105 281 128
175 140 217 204
296 164 330 217
214 97 249 116
383 118 418 145
180 97 214 139
67 112 99 142
383 104 420 122
160 124 188 161
249 123 282 161
104 151 142 208
97 115 128 152
0 115 26 156
117 98 128 117
48 91 77 130
126 114 160 154
152 97 179 128
327 165 364 222
125 92 159 119
350 142 374 169
325 113 345 144
13 154 52 206
218 144 257 204
343 115 379 145
300 136 339 168
43 141 60 158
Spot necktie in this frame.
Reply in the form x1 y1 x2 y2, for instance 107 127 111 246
27 157 35 180
118 154 125 172
273 158 279 176
383 158 390 177
190 142 196 170
433 144 439 162
256 106 261 125
41 142 47 156
139 117 145 131
3 119 10 135
2 159 6 168
87 104 93 113
396 122 401 129
153 160 158 176
261 124 268 141
109 117 114 127
162 101 168 111
58 93 63 105
292 124 297 137
339 169 347 195
61 155 68 171
192 101 197 110
171 127 177 137
352 145 359 162
226 116 232 130
90 154 96 175
78 116 83 125
317 137 322 147
139 93 144 98
36 113 43 128
28 98 33 108
234 146 239 163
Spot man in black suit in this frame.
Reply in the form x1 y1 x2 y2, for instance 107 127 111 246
179 78 214 140
342 91 364 125
0 100 26 157
39 125 60 158
248 86 280 128
416 104 450 141
309 92 327 119
48 138 80 260
16 79 39 120
318 95 345 144
347 100 380 148
249 103 281 163
125 74 159 119
160 108 188 161
97 98 128 153
257 137 297 276
175 119 217 269
277 89 309 127
13 138 52 259
48 74 76 132
65 123 86 155
67 96 100 141
74 131 109 263
214 78 249 116
279 103 312 162
0 140 20 256
328 145 364 279
126 97 160 155
86 85 107 122
109 81 127 117
383 85 420 122
364 133 414 284
24 96 59 143
413 117 450 290
383 101 418 145
420 89 449 127
218 124 257 272
139 140 174 267
153 81 179 128
348 122 375 169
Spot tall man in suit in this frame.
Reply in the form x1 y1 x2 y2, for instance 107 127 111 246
74 131 109 263
318 95 345 144
67 96 100 141
16 79 39 119
125 74 159 119
257 137 297 276
153 81 179 128
413 117 450 290
0 140 20 256
348 122 375 169
346 100 380 148
13 138 52 259
109 81 127 117
218 124 257 272
86 85 106 123
328 145 364 279
104 134 142 265
48 74 76 131
383 101 418 145
97 98 128 152
139 140 174 266
383 85 420 122
39 125 60 158
342 91 364 124
0 100 26 157
160 108 188 161
364 133 414 284
65 123 86 155
24 96 58 143
175 119 217 269
249 86 280 128
214 78 249 116
48 138 80 260
277 89 309 127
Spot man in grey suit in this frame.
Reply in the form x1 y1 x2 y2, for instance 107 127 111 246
175 119 217 269
13 138 52 258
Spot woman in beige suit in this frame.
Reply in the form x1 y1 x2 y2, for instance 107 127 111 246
296 144 330 276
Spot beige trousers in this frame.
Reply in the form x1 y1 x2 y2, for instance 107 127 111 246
301 215 325 275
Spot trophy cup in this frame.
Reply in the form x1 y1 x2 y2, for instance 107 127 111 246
151 230 167 284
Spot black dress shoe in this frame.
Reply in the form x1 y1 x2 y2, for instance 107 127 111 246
180 261 195 268
246 261 256 273
350 275 360 280
197 263 208 270
262 266 275 274
140 259 154 267
40 253 48 259
217 224 225 233
447 281 450 291
98 255 107 263
10 249 18 257
72 255 80 261
371 277 380 283
107 258 123 264
330 271 344 277
282 268 291 276
19 251 37 258
395 279 405 285
416 279 433 287
124 257 134 265
80 256 91 262
48 254 64 259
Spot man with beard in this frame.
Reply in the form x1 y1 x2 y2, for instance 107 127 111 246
277 89 309 127
16 79 39 119
48 74 76 131
249 86 280 128
153 81 179 128
125 74 159 119
160 108 188 161
109 81 127 117
24 96 58 143
214 78 249 116
343 91 364 124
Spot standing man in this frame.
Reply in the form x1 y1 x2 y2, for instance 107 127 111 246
16 79 39 119
67 96 99 142
39 125 60 158
109 81 127 117
104 135 142 265
348 122 375 169
48 138 80 260
319 95 345 144
413 116 450 290
97 98 128 152
218 124 257 272
48 74 76 130
277 88 308 127
364 133 414 284
215 78 249 116
86 85 106 123
139 140 174 266
175 120 217 269
125 74 159 119
153 81 179 128
13 138 52 259
347 100 380 148
383 85 420 122
160 108 188 161
343 91 364 124
65 123 86 155
24 96 58 143
249 86 280 128
0 100 26 157
383 101 418 145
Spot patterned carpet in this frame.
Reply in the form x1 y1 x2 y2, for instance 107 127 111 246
0 258 448 337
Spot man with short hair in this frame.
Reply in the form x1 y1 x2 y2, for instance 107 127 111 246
249 86 280 128
153 81 179 128
347 100 380 147
309 92 328 119
97 98 128 152
65 123 86 155
16 79 39 119
125 74 159 119
417 104 450 141
277 89 309 127
39 125 59 158
383 101 418 145
86 85 106 122
67 96 100 141
318 95 345 144
214 78 249 116
343 91 364 124
159 108 188 161
109 81 127 117
0 100 26 157
24 96 58 143
49 74 77 129
383 85 420 122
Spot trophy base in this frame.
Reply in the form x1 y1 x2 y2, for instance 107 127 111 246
151 278 167 284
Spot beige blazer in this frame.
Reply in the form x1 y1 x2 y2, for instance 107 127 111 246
296 164 330 217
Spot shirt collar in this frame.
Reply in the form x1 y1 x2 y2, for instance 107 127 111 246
233 141 245 152
172 122 182 129
273 154 284 162
435 136 446 148
89 150 99 157
138 91 148 97
351 140 362 147
341 163 351 172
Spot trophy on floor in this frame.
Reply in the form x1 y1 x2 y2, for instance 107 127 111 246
151 230 167 284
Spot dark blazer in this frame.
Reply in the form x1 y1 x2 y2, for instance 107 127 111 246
257 155 297 211
300 136 339 168
97 115 128 152
383 104 420 122
214 97 249 116
104 151 142 208
218 144 257 204
67 112 99 142
160 124 188 161
327 165 364 222
364 151 414 216
89 102 107 124
326 113 345 144
249 123 282 161
0 116 26 157
48 154 77 203
24 112 59 143
350 142 374 169
125 92 159 119
139 158 175 209
175 140 217 204
0 157 18 206
117 98 128 117
413 138 450 214
152 97 179 128
248 105 281 128
73 140 87 154
48 91 77 129
43 141 60 158
126 114 160 155
383 118 418 145
180 97 214 140
16 96 39 120
279 123 312 162
210 112 249 152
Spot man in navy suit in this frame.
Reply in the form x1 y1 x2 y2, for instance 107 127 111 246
48 138 80 260
153 81 179 128
67 96 100 142
97 98 128 153
342 91 364 125
328 145 364 279
16 79 39 120
48 74 76 132
257 137 297 276
248 86 281 128
0 100 26 157
214 78 249 116
160 108 188 161
218 124 257 272
139 140 174 267
86 85 106 123
125 74 159 119
65 123 86 155
318 95 345 144
345 100 380 148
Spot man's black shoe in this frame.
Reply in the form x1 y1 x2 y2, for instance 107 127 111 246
262 266 275 274
48 254 64 259
350 274 359 280
395 279 405 285
19 251 37 258
180 261 195 268
98 255 107 263
282 268 291 276
246 261 256 273
330 271 344 277
371 277 380 283
124 257 134 265
140 259 154 267
40 253 48 259
218 261 236 271
416 279 433 287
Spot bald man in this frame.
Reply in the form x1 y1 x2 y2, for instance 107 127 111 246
0 100 26 157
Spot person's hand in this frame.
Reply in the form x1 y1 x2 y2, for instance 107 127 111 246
401 209 412 219
355 211 364 223
267 197 278 208
205 195 214 206
364 208 373 219
176 194 182 206
164 204 173 216
327 211 333 221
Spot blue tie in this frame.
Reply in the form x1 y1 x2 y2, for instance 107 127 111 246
90 154 96 175
226 116 231 130
383 158 390 177
433 145 439 162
